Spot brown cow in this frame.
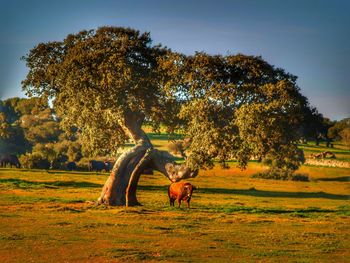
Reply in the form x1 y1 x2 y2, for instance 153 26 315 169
168 182 197 208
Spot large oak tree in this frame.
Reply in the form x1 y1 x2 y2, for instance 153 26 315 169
22 26 310 206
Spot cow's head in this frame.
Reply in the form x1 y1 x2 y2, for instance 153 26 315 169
183 184 195 198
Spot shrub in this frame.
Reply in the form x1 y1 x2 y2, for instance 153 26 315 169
76 158 90 171
19 153 50 169
252 169 309 181
252 169 291 180
340 127 350 149
291 174 309 182
261 147 305 174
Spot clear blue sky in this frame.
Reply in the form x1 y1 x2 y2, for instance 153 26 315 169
0 0 349 120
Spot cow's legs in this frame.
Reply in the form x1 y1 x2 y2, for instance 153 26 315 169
177 199 181 208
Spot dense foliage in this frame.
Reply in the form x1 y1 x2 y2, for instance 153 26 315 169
20 26 322 175
328 118 350 141
0 97 84 168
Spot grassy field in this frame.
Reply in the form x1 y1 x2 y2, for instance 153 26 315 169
1 132 349 262
0 162 349 262
299 141 350 162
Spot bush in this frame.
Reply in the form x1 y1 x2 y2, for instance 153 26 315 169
76 156 118 171
76 157 104 171
261 147 305 174
291 174 309 182
76 157 90 171
252 169 290 180
252 169 309 181
340 128 350 149
19 153 50 169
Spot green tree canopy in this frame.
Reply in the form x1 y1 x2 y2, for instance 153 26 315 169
0 98 32 155
162 52 308 171
328 118 350 140
22 26 314 205
22 27 175 156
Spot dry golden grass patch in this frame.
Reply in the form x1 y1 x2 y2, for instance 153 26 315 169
0 163 349 262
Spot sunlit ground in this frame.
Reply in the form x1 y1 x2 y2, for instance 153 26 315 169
0 160 349 262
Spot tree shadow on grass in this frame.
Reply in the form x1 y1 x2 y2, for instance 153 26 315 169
0 168 50 173
0 178 103 189
138 185 168 192
316 176 350 182
46 170 108 175
138 185 349 200
207 205 336 215
202 187 350 200
0 168 109 175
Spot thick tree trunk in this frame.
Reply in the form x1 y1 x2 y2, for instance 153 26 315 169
97 111 197 206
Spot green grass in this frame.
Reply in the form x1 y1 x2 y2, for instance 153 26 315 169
298 141 350 162
0 178 102 189
1 137 350 263
0 164 349 262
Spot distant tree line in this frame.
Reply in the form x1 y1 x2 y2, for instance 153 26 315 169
300 107 350 148
0 97 111 169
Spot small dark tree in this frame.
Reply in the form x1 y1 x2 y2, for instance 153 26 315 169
0 99 31 155
328 118 350 141
22 27 311 206
340 128 350 149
